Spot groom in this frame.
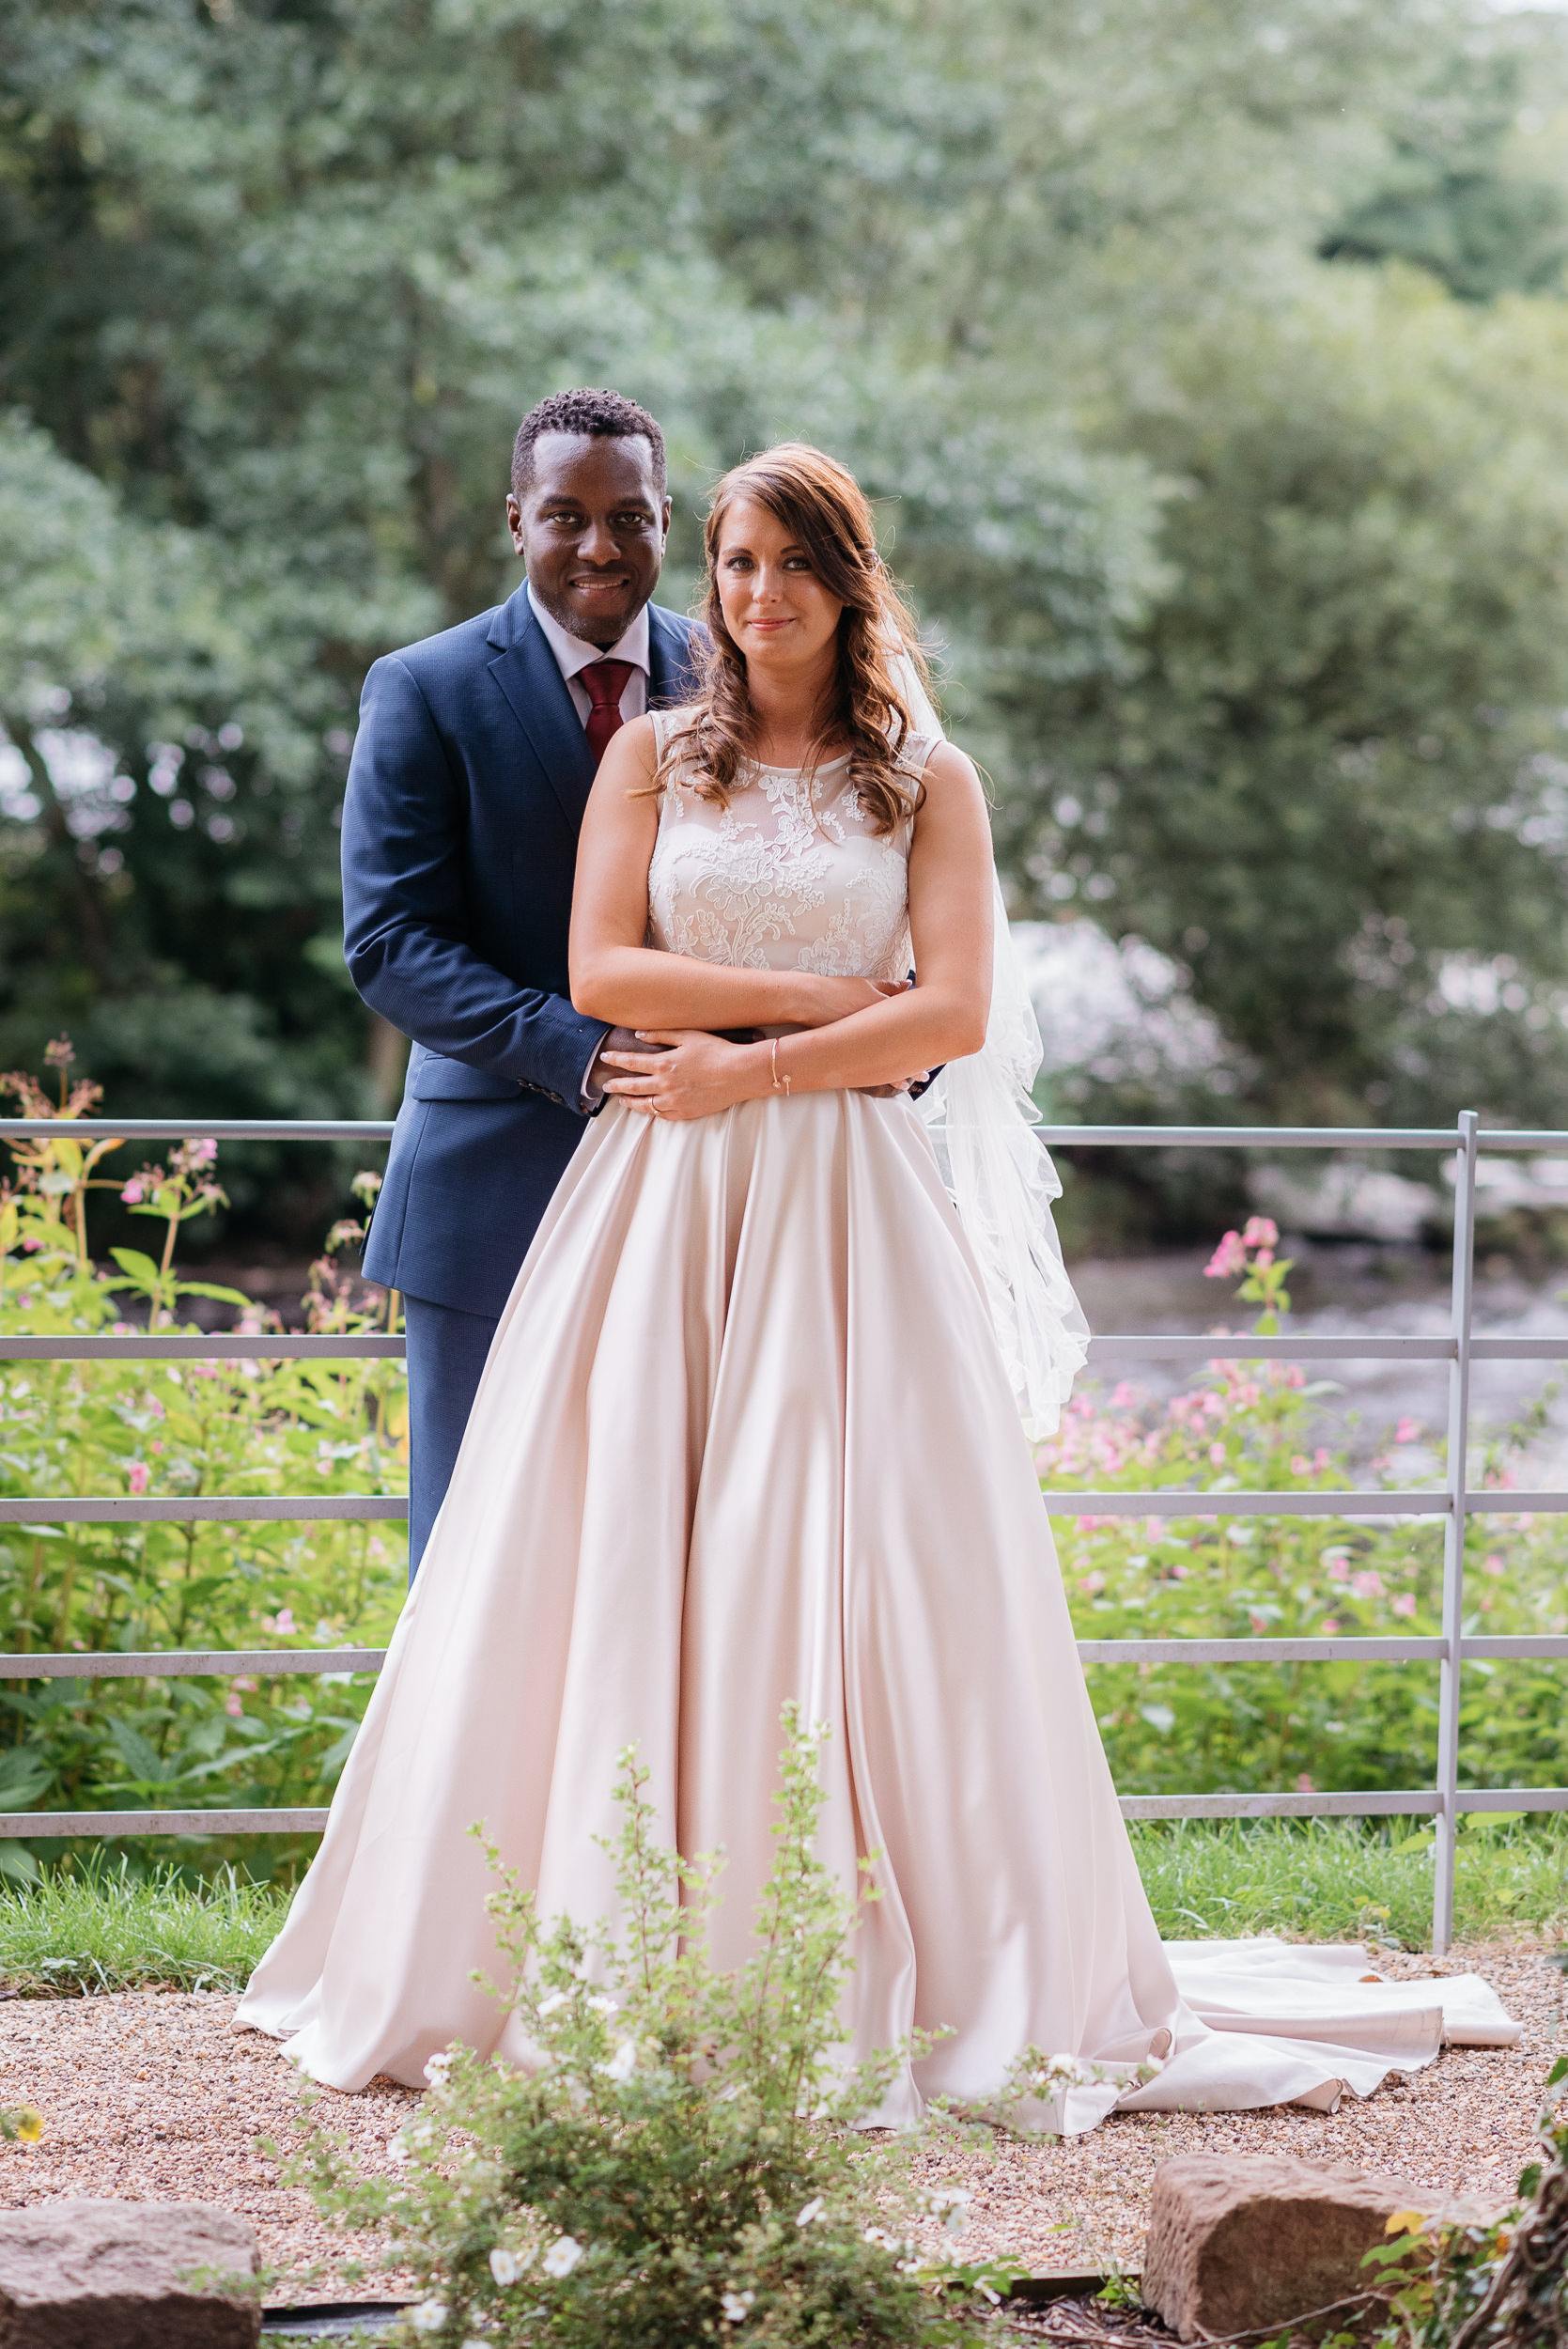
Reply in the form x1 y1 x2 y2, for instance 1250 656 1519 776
342 388 702 1575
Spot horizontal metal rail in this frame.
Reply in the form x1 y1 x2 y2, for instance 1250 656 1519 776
0 1649 385 1679
0 1497 405 1524
4 1110 1566 1944
0 1637 1557 1680
0 1335 403 1361
4 1785 1562 1839
8 1330 1565 1364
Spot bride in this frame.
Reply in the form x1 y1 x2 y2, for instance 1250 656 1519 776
238 443 1511 2130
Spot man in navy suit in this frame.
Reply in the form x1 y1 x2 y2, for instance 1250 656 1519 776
341 388 702 1574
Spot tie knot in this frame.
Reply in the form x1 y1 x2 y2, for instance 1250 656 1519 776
582 660 634 712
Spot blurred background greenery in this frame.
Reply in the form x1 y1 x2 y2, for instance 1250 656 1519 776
4 0 1568 1250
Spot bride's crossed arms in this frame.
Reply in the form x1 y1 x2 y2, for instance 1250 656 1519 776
568 719 994 1123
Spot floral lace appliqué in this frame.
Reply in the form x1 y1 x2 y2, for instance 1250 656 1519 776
646 719 928 984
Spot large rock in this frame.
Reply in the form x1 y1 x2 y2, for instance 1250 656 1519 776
1141 2154 1498 2341
0 2200 260 2347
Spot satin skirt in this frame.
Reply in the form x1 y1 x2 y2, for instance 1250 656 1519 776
236 1094 1514 2130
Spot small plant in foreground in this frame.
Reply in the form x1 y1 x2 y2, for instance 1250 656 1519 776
1362 2052 1568 2349
280 1708 1137 2348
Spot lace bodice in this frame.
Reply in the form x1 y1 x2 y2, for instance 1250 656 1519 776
646 709 937 983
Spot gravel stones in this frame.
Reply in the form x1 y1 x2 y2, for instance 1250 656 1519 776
0 2198 260 2345
1140 2154 1503 2340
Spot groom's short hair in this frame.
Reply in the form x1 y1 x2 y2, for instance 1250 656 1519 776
511 389 667 498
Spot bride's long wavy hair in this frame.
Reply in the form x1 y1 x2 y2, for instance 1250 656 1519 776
656 443 934 837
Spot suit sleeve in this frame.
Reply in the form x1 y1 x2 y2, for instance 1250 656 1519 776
340 654 608 1108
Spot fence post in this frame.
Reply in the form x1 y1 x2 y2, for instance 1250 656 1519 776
1432 1109 1479 1952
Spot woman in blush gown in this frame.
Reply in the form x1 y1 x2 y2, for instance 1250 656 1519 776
237 443 1514 2130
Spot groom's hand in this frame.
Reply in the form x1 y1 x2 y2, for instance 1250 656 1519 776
599 1030 766 1122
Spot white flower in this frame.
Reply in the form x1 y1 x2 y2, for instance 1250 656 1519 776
489 2247 526 2285
410 2301 448 2335
423 2049 455 2088
537 1990 569 2016
721 2289 756 2322
795 2198 825 2228
541 2234 584 2278
1044 2052 1088 2085
601 2039 638 2083
461 2339 489 2348
586 1994 617 2015
386 2138 409 2168
927 2187 970 2211
862 2225 898 2249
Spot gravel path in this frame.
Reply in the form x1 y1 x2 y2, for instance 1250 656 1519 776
0 1940 1559 2302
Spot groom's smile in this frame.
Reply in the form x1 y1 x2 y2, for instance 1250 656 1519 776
506 429 672 650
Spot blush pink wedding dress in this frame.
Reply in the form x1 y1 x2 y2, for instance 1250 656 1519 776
237 719 1514 2128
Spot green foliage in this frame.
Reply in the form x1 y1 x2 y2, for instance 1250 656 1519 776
283 1718 1033 2349
0 1086 405 1882
1042 1241 1568 1803
998 267 1568 1129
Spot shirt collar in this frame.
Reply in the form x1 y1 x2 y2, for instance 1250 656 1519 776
526 582 650 681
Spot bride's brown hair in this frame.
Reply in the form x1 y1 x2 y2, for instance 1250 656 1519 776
658 443 934 837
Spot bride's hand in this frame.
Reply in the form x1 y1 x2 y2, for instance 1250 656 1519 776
598 1031 767 1123
799 974 909 1026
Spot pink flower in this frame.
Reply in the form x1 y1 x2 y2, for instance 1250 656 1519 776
126 1461 149 1496
1208 1441 1226 1467
1290 1455 1311 1475
1394 1418 1421 1446
1079 1571 1106 1595
1296 1772 1315 1794
261 1608 297 1638
1483 1553 1505 1579
1242 1216 1279 1249
1249 1610 1268 1634
225 1691 243 1718
1351 1570 1385 1599
1321 1618 1341 1636
1204 1231 1248 1280
1313 1448 1331 1471
192 1140 217 1166
1110 1382 1140 1409
120 1179 144 1205
1325 1552 1350 1583
1391 1593 1418 1618
1252 1247 1275 1268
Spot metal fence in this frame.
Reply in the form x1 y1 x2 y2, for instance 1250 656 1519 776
3 1109 1567 1952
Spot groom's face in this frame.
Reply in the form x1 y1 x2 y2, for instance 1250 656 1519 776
507 432 671 649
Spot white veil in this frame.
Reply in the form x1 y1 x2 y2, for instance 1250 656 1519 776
896 661 1091 1439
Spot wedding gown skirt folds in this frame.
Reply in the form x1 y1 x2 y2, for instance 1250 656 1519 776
235 1091 1513 2127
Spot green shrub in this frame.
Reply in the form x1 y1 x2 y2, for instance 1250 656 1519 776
0 1050 405 1881
1044 1223 1568 1802
281 1716 1058 2349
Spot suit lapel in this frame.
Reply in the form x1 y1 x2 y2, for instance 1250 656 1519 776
648 606 697 709
486 592 597 830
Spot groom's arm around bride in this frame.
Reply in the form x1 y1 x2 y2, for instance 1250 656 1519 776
339 388 701 1574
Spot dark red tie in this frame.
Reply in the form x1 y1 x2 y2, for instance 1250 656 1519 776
582 660 635 768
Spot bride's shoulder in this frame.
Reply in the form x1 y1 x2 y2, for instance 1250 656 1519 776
912 739 984 801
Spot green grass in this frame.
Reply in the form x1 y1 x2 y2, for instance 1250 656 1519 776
0 1823 1561 1998
0 1863 290 1995
1132 1815 1568 1949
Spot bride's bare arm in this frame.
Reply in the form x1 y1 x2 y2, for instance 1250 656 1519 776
599 742 994 1120
569 718 895 1031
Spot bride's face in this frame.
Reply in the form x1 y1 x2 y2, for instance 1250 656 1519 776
714 497 845 674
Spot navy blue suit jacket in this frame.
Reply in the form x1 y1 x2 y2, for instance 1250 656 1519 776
344 583 702 1318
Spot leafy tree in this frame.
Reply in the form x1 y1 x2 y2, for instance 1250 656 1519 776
994 269 1568 1131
